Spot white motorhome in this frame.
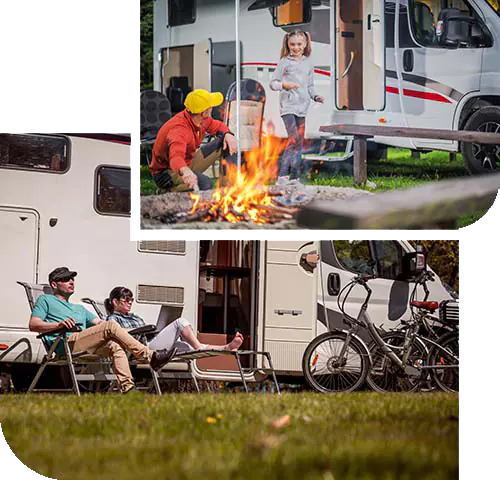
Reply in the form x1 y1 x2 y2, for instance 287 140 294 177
0 137 453 387
154 0 500 173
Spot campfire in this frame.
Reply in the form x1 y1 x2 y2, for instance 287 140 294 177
174 129 299 225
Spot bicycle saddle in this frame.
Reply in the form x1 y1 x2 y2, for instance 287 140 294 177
410 300 439 312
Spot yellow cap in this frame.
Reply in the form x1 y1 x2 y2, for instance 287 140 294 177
184 89 224 114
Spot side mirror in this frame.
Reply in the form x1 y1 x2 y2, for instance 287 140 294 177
401 245 427 280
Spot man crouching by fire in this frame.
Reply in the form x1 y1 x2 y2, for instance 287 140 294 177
149 89 238 193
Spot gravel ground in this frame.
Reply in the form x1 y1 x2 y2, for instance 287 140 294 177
141 184 371 229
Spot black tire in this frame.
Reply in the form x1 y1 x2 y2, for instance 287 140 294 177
428 331 459 392
302 331 370 393
461 105 500 174
366 332 427 393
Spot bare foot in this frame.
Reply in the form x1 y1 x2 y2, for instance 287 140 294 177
226 332 244 351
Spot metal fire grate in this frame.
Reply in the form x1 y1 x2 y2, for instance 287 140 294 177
439 300 459 325
137 284 184 306
138 241 186 254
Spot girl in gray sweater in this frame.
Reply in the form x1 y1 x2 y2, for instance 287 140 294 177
270 30 324 185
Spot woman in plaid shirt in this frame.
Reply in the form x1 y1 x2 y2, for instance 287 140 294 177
105 287 243 352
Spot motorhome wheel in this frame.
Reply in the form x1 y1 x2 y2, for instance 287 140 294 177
461 105 500 174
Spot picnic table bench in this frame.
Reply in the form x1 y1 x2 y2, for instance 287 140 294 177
320 123 500 185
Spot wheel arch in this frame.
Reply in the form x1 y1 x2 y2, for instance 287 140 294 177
457 95 500 131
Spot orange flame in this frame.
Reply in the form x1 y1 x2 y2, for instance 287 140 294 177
188 124 287 223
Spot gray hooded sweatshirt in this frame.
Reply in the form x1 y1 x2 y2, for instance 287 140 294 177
270 55 317 117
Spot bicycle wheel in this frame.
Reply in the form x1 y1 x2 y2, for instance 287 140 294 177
428 331 459 392
302 331 370 393
366 331 427 393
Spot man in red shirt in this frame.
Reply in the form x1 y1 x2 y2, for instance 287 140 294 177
149 89 238 192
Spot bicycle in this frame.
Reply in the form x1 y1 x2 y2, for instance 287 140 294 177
302 274 459 393
367 270 458 393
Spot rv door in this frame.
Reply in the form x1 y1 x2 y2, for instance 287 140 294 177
363 0 385 110
193 39 212 90
334 0 385 111
261 241 318 373
0 207 39 328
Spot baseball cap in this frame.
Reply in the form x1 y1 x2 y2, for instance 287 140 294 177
184 89 224 114
48 267 77 284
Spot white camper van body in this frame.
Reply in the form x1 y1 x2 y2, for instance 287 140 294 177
0 135 453 382
0 134 198 379
154 0 500 155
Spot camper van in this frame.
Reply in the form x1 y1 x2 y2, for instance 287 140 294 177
0 137 453 388
154 0 500 173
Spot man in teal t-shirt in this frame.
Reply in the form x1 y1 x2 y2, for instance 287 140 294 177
29 267 177 393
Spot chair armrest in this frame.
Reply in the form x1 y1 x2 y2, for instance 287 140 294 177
36 325 81 339
129 325 157 336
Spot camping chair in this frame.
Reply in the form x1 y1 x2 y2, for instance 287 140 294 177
225 79 266 153
140 90 172 167
15 282 161 396
82 297 202 391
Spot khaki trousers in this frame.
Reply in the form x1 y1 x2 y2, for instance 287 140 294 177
67 321 153 391
167 146 223 192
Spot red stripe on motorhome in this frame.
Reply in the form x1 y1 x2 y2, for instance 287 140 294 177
402 88 452 103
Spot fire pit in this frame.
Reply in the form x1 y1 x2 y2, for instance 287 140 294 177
141 184 371 229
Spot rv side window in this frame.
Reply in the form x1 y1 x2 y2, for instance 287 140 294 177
273 0 312 27
409 0 493 48
371 241 403 280
95 166 131 217
168 0 196 26
385 3 417 48
332 241 375 275
0 134 69 173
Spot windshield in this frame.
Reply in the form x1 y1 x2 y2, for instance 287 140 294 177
485 0 500 17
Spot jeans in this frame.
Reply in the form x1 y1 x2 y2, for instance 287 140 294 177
280 114 306 179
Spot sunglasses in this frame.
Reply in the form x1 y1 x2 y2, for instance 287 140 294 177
57 276 74 283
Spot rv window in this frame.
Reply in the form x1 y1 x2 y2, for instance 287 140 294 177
0 134 69 173
385 3 418 49
409 0 492 48
332 241 375 275
95 166 130 217
274 0 312 26
371 241 403 280
168 0 196 27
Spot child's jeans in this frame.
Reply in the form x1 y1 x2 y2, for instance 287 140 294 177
279 114 306 179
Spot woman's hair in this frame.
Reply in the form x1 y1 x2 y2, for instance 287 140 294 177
280 30 312 58
104 286 133 315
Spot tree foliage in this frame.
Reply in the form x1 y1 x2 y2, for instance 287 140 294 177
410 241 459 293
141 0 154 90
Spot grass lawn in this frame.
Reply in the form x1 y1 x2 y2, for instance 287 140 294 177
140 148 486 227
0 392 458 480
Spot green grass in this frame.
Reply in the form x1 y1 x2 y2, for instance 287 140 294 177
0 392 458 480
